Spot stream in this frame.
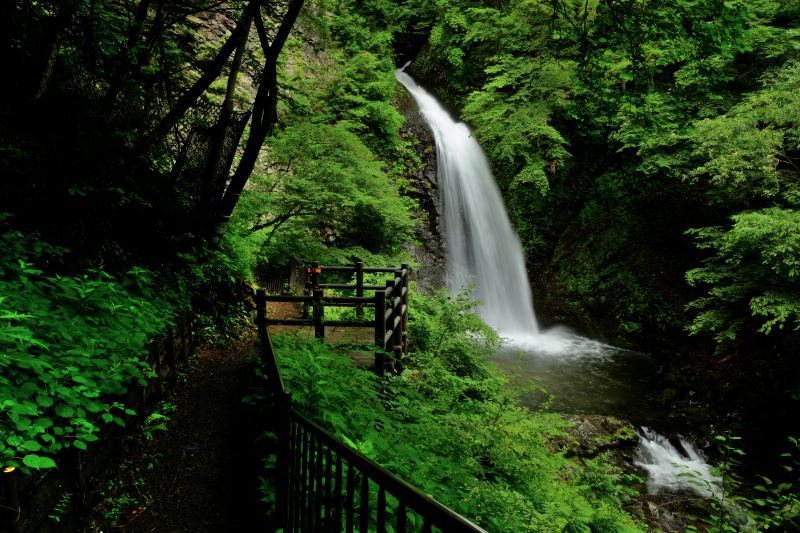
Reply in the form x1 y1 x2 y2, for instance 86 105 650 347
396 67 721 506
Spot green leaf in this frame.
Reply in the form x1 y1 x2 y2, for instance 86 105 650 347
22 454 57 469
21 440 41 452
55 404 75 418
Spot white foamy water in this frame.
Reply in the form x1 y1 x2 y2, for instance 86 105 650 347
396 68 540 336
396 68 616 357
635 427 721 497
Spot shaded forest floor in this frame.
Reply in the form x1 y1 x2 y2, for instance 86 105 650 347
86 301 375 532
88 332 268 532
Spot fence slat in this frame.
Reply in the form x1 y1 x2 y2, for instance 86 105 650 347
300 428 309 533
397 501 407 533
360 474 369 533
346 465 355 533
377 487 387 533
316 439 324 529
333 455 343 533
325 447 333 529
289 422 300 532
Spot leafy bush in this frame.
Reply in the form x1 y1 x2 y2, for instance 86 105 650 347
265 291 644 532
0 228 183 471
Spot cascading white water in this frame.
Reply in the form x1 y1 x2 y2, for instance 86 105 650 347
635 427 721 497
395 69 540 336
396 70 721 503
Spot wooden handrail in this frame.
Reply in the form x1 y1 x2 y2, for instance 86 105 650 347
260 262 411 374
288 409 488 533
255 307 487 533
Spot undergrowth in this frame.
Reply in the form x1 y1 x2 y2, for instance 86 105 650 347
255 290 644 532
0 218 248 473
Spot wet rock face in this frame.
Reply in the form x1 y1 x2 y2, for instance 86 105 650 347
396 88 445 292
557 415 639 458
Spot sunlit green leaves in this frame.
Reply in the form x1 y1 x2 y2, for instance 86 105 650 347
0 228 180 471
686 208 800 343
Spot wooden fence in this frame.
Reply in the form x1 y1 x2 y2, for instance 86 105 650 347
259 263 410 375
255 312 487 533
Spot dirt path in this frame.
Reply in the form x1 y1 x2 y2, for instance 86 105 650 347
91 332 267 532
88 303 376 532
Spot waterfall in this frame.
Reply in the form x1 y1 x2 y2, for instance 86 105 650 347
396 69 540 336
635 427 721 497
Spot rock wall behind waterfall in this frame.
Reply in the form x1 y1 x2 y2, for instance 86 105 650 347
395 86 445 292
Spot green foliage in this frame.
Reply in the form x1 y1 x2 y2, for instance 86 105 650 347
223 1 415 276
686 207 800 346
685 435 800 532
265 292 643 532
394 0 800 366
685 60 800 351
0 228 183 471
48 491 73 523
226 121 413 273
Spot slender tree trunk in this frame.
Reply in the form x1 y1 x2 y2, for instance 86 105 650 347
206 0 305 245
29 1 79 102
136 0 260 155
198 9 253 220
205 1 303 245
103 0 154 107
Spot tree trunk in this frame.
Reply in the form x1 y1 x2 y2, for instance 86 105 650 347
206 0 305 246
198 9 253 221
29 1 79 102
136 0 260 155
103 0 155 107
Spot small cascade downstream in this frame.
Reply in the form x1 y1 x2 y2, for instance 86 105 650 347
635 428 721 497
396 67 718 502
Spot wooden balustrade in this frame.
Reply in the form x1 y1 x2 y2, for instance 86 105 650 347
260 263 410 374
255 308 487 533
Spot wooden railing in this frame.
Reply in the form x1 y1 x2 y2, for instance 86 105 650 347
255 306 487 533
259 263 410 375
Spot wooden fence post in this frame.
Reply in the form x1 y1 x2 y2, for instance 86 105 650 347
386 279 396 373
313 288 324 339
256 289 266 331
374 287 386 375
355 261 364 318
310 261 321 289
401 263 410 355
302 280 311 319
2 467 21 533
392 271 403 372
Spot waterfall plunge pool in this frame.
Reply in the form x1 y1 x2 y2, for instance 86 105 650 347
396 66 719 503
491 332 665 425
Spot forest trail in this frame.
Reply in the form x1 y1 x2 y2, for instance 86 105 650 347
267 301 375 344
91 333 266 532
88 302 379 530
